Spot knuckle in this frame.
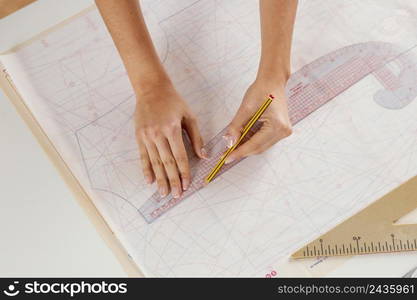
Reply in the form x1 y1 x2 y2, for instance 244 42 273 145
156 179 167 187
135 128 145 139
140 155 150 166
271 118 293 137
169 178 181 189
142 168 152 177
250 144 262 154
162 157 176 167
151 157 163 168
180 171 190 180
144 126 161 139
176 155 188 166
281 124 293 137
188 114 197 123
227 124 240 135
164 122 181 134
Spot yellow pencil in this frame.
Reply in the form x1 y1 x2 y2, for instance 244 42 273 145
205 94 275 183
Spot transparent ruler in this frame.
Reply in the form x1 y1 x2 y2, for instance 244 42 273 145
139 42 417 223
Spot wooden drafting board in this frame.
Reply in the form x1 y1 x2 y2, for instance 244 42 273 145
0 5 143 277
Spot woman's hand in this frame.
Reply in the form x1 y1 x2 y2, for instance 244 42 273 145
135 83 206 198
224 79 292 164
222 0 297 162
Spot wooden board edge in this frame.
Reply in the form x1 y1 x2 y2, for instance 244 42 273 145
0 65 144 277
0 0 37 19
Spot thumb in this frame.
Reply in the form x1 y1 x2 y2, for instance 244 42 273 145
225 105 253 148
183 115 207 159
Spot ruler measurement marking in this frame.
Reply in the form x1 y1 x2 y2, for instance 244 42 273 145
142 43 416 223
296 236 417 257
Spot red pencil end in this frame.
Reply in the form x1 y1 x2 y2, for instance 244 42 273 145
269 94 275 99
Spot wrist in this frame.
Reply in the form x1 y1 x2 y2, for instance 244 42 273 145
133 72 173 99
256 66 290 88
254 70 289 91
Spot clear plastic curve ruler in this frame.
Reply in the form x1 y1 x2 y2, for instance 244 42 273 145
139 42 417 223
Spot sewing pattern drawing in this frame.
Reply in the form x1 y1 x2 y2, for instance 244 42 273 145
2 1 417 276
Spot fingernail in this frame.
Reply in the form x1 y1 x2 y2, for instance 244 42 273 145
225 156 235 164
182 179 190 191
172 187 181 198
145 176 153 184
159 187 167 198
223 135 235 148
201 147 208 159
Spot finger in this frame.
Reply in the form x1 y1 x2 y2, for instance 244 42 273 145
225 104 255 147
183 115 207 159
167 130 191 191
137 139 154 184
155 138 183 198
225 127 277 164
144 140 169 198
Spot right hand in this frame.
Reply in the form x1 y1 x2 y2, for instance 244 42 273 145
135 83 206 198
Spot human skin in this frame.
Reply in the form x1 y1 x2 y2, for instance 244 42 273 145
96 0 297 198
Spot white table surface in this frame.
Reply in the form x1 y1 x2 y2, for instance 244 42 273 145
0 0 126 277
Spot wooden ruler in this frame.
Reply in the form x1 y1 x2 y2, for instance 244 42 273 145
292 175 417 258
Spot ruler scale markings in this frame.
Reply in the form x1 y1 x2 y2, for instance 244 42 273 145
139 42 415 223
292 51 417 258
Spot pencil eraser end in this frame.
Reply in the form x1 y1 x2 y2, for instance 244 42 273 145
269 94 274 99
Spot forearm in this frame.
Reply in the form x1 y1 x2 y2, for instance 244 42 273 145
257 0 298 84
96 0 170 95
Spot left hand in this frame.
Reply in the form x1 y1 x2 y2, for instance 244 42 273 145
224 79 292 164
